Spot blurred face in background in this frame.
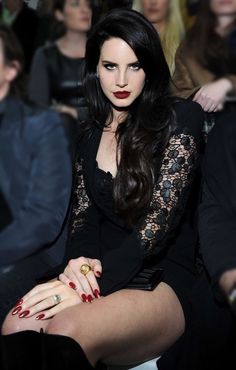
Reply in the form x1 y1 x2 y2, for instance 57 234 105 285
55 0 92 33
140 0 170 24
0 38 19 100
4 0 23 13
210 0 236 16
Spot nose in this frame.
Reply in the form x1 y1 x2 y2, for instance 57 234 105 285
116 70 128 88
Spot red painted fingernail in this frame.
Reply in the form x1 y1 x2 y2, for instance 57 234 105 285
14 298 23 307
96 271 101 277
69 282 76 290
94 289 100 298
81 294 87 302
36 313 45 320
19 310 30 318
12 306 22 315
87 295 93 303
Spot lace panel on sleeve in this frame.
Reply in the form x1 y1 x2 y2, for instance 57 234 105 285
138 133 199 255
70 158 91 235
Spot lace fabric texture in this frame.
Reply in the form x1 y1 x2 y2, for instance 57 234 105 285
70 133 199 254
71 159 90 235
138 133 199 255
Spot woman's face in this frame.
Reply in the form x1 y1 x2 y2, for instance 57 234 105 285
141 0 170 24
210 0 236 15
56 0 92 33
97 37 146 111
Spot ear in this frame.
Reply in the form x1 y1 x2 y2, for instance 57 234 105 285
54 9 64 22
5 60 21 82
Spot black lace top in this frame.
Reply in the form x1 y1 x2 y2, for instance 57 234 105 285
65 100 204 295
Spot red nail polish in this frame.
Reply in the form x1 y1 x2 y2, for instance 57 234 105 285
19 310 30 318
94 289 100 298
81 294 87 302
12 306 22 315
96 271 101 277
36 313 45 320
69 282 76 290
14 298 23 307
87 295 93 303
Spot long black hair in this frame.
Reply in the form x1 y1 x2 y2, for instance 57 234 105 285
83 9 175 226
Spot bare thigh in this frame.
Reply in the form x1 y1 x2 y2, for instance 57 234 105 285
47 282 185 367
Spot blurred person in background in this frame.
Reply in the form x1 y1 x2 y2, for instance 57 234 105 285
0 0 39 73
28 0 93 125
132 0 185 75
0 24 72 325
172 0 236 114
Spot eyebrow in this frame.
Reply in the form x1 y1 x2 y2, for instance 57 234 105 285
101 60 139 66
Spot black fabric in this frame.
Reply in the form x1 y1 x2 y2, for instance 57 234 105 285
0 188 12 232
199 110 236 284
28 44 89 122
58 100 205 311
0 330 95 370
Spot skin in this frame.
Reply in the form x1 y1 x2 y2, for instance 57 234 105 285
2 37 185 368
140 0 170 33
0 39 19 100
192 0 236 112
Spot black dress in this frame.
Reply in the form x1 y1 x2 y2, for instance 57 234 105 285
28 43 88 122
62 99 204 322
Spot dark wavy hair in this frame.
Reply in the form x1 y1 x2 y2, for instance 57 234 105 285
83 9 175 227
0 23 26 98
185 0 236 73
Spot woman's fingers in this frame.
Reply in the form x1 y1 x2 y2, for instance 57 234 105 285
62 257 102 299
12 284 83 319
59 273 87 302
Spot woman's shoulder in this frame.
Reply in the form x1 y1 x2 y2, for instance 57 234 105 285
171 98 205 139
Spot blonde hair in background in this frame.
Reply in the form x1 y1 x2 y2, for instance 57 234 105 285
132 0 185 75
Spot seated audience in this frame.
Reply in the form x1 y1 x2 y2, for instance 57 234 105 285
172 0 236 114
0 24 72 324
28 0 93 123
0 0 39 73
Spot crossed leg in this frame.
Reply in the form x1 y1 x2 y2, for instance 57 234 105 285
2 282 185 367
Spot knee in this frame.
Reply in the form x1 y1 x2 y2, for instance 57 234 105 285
46 310 78 338
1 312 22 335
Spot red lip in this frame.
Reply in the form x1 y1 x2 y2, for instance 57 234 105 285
113 91 131 99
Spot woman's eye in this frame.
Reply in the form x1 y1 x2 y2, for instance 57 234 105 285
130 63 141 71
103 64 116 70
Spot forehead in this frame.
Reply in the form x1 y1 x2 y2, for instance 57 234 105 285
99 37 137 61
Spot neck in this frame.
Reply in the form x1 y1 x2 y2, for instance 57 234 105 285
107 109 128 132
216 15 235 36
152 19 167 37
58 31 87 57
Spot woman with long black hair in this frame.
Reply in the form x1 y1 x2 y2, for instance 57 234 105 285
1 9 204 370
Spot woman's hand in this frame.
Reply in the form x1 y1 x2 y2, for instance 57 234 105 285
12 279 83 320
59 257 102 303
193 78 233 112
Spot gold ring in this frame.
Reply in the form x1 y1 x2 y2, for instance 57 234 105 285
80 264 91 276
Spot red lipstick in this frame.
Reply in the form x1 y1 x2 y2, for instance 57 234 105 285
113 91 131 99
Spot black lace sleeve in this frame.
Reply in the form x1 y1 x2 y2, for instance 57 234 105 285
70 158 91 235
138 131 200 257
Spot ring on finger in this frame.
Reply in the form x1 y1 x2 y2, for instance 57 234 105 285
52 294 61 305
80 264 92 276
